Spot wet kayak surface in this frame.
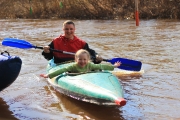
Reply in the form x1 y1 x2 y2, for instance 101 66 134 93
0 19 180 120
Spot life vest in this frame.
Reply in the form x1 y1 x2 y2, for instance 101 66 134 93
53 35 86 59
0 51 22 91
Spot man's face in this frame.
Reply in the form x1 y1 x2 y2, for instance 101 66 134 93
63 24 75 39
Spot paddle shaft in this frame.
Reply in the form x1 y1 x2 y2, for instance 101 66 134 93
34 46 75 55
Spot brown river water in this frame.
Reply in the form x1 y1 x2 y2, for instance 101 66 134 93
0 19 180 120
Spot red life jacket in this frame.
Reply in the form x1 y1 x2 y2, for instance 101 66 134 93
53 35 86 59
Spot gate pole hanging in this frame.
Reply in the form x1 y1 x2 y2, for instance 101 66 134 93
135 0 139 26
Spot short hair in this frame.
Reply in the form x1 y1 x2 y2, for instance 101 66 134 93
63 20 75 27
75 49 90 60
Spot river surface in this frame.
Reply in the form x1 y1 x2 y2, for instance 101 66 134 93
0 19 180 120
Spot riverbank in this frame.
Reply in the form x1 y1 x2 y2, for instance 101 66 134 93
0 0 180 19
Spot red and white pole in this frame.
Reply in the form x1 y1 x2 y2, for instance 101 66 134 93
135 0 139 26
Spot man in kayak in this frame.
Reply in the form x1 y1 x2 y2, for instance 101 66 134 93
40 49 121 78
42 20 102 64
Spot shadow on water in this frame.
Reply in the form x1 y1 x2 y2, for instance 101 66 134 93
0 97 18 120
48 86 125 120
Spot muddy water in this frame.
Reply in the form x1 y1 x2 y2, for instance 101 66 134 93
0 19 180 120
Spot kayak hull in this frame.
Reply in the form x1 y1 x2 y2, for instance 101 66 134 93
0 51 22 91
47 60 126 106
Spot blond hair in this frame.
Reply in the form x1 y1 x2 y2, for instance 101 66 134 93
63 20 75 27
75 49 90 61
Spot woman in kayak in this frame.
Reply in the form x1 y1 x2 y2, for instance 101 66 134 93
40 49 121 78
42 20 102 64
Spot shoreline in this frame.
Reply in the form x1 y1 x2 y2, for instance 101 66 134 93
0 0 180 20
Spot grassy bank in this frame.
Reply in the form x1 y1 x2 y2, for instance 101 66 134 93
0 0 180 19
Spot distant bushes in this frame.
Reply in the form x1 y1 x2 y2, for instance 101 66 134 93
0 0 180 19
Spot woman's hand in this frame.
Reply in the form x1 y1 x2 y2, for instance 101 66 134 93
43 46 50 53
114 61 121 68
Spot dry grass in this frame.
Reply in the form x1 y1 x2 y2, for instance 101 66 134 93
0 0 180 19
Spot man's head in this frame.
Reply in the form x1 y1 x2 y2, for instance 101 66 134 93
63 20 75 39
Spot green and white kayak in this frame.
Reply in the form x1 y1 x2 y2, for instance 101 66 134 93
46 59 126 106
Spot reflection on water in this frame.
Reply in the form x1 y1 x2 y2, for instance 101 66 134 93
48 86 124 120
0 98 18 120
0 19 180 119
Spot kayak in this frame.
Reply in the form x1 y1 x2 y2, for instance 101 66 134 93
46 59 126 106
0 51 22 91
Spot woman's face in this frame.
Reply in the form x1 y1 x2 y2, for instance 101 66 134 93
63 24 75 39
75 53 89 68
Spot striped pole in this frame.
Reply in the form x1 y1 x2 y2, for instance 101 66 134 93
135 0 139 26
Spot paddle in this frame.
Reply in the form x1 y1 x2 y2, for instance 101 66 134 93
2 38 75 55
2 38 142 71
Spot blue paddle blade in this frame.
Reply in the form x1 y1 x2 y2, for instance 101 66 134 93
104 58 142 71
2 38 35 49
